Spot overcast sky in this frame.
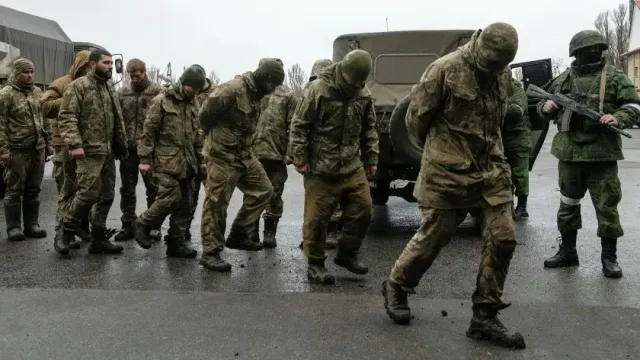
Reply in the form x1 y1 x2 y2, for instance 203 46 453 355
0 0 629 81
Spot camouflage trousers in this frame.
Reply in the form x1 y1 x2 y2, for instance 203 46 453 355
63 154 116 230
200 157 273 255
52 146 80 226
138 172 193 241
389 200 517 309
259 159 288 220
557 160 623 238
302 168 372 261
2 148 45 206
119 146 157 224
187 168 206 232
505 151 529 197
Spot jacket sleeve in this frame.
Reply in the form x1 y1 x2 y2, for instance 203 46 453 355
283 93 298 158
0 90 9 155
57 81 84 149
198 87 235 135
611 71 640 130
360 99 379 165
406 62 445 147
40 87 63 119
507 78 528 119
138 95 163 165
288 84 320 166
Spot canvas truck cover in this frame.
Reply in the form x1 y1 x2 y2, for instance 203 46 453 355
0 5 74 85
333 30 476 110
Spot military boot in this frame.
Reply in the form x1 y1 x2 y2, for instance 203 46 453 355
307 258 335 284
514 195 529 220
543 230 579 268
65 223 81 249
114 222 134 241
149 228 162 241
53 227 70 255
76 216 91 242
133 218 153 250
165 235 197 258
325 221 339 249
381 279 414 325
466 305 526 349
601 238 623 278
4 202 25 242
263 218 278 248
334 249 368 274
88 225 124 254
249 220 260 243
22 200 47 238
200 253 232 272
226 227 264 251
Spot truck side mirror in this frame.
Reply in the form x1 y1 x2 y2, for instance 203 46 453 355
114 58 123 74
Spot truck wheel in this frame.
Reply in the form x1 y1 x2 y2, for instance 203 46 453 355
371 180 390 205
389 94 423 167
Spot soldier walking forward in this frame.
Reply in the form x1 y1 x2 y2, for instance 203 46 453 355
540 30 640 278
197 59 284 272
57 49 129 255
289 50 379 284
132 65 206 258
381 23 526 349
0 58 51 241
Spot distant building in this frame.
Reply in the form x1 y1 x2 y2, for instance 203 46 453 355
623 0 640 90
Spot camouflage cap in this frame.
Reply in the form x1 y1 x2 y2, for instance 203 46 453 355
253 58 285 87
126 58 146 73
476 22 519 71
180 64 206 89
340 50 372 83
569 30 608 56
12 58 34 76
310 59 332 80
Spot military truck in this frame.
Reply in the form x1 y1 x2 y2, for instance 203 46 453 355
332 30 553 205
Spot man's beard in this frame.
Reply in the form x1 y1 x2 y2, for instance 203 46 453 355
95 68 112 80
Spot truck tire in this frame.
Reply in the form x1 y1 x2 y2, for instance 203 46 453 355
389 94 423 167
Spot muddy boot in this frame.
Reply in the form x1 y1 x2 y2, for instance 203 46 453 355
225 228 264 251
307 259 335 284
4 202 25 242
514 195 529 220
334 249 368 275
88 226 124 254
114 222 134 241
249 220 260 243
466 305 526 349
76 216 91 242
381 279 414 325
543 230 579 268
601 238 623 278
325 221 339 249
53 227 70 255
200 253 232 272
133 219 153 250
263 218 278 248
325 237 338 250
22 201 47 238
165 236 197 258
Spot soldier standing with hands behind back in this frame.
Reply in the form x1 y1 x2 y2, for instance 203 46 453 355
540 30 640 278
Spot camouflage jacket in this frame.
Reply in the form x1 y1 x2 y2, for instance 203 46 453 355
41 50 90 146
406 30 513 209
502 77 532 153
118 79 163 147
537 61 640 162
138 84 203 178
252 85 297 161
199 72 262 165
288 64 379 178
0 80 49 155
197 78 216 105
58 71 128 157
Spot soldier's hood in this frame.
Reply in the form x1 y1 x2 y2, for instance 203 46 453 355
316 63 339 89
240 71 259 93
459 30 483 68
69 50 91 79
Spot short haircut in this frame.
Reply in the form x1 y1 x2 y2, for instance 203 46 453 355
89 49 112 63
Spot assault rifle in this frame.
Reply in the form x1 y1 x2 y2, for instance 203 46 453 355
525 84 632 139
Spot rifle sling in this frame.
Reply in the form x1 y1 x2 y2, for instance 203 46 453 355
598 65 607 114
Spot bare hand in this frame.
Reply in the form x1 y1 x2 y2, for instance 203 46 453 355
295 164 309 175
70 147 85 160
600 114 618 127
365 165 377 178
0 152 10 163
138 164 151 175
542 100 559 115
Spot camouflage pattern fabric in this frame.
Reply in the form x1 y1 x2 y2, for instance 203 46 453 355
253 85 297 161
139 173 193 241
2 148 45 207
505 153 529 197
503 77 531 197
260 159 288 220
51 146 77 225
197 78 216 104
119 151 157 222
302 168 372 261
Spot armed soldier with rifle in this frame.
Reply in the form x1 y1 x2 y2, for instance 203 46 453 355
536 30 640 279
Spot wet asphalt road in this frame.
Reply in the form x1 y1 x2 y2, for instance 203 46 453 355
1 127 640 359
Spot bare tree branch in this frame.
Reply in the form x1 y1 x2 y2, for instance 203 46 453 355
552 57 568 77
286 63 307 97
147 65 160 84
208 70 220 85
594 2 631 70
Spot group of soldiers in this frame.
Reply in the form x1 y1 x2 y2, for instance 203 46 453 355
0 20 638 350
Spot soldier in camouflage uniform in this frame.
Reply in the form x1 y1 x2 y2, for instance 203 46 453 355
42 50 92 247
132 65 206 258
295 58 339 250
57 49 129 255
251 58 297 248
198 58 285 272
113 59 163 242
539 30 640 278
0 58 51 241
503 77 531 219
381 23 526 349
289 50 379 284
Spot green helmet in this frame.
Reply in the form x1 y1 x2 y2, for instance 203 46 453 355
569 30 608 56
340 49 372 83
